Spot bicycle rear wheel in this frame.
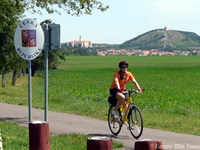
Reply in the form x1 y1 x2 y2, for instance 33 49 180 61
108 105 122 136
128 105 143 139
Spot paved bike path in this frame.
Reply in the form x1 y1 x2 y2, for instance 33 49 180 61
0 102 199 149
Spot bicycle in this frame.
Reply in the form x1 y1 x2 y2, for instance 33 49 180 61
107 89 143 139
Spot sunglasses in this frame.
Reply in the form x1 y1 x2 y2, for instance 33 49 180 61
121 66 128 68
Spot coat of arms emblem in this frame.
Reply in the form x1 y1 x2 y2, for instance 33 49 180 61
21 30 36 47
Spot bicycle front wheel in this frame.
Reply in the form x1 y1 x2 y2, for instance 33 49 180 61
128 105 143 139
108 105 122 136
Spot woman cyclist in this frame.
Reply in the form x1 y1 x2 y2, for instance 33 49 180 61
109 60 143 123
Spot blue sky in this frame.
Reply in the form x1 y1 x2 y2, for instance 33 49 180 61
25 0 200 44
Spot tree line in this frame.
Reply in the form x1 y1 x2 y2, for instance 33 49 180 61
61 44 98 56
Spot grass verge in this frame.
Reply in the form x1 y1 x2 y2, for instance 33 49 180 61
0 120 123 150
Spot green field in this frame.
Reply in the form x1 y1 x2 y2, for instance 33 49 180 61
1 56 200 137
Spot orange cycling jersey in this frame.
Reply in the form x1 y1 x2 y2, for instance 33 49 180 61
110 71 135 90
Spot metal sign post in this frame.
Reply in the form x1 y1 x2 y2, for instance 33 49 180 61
28 60 32 121
14 18 44 122
42 23 61 121
43 24 50 122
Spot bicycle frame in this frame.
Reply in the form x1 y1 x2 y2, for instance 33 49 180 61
119 90 136 121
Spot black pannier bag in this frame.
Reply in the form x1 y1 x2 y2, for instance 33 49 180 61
108 95 117 106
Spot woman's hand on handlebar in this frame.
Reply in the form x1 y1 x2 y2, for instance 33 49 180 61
118 89 124 93
138 88 144 93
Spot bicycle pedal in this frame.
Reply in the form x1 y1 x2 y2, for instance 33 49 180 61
129 126 134 130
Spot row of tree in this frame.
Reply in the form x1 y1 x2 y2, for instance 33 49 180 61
61 44 98 56
0 0 108 87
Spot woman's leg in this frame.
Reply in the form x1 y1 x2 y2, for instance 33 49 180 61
115 92 125 111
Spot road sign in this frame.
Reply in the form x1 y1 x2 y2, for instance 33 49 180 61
41 24 61 50
14 18 44 60
49 24 61 50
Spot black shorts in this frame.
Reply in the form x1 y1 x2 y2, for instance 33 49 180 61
108 88 118 105
110 88 119 98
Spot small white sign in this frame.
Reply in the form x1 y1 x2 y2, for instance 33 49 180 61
14 18 44 60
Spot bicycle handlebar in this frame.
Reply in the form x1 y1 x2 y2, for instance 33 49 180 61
123 89 143 95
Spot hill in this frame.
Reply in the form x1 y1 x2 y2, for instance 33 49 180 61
119 28 200 51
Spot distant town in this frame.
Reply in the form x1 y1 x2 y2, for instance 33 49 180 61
66 36 200 56
97 49 200 56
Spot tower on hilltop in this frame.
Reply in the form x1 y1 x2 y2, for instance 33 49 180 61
79 35 81 41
